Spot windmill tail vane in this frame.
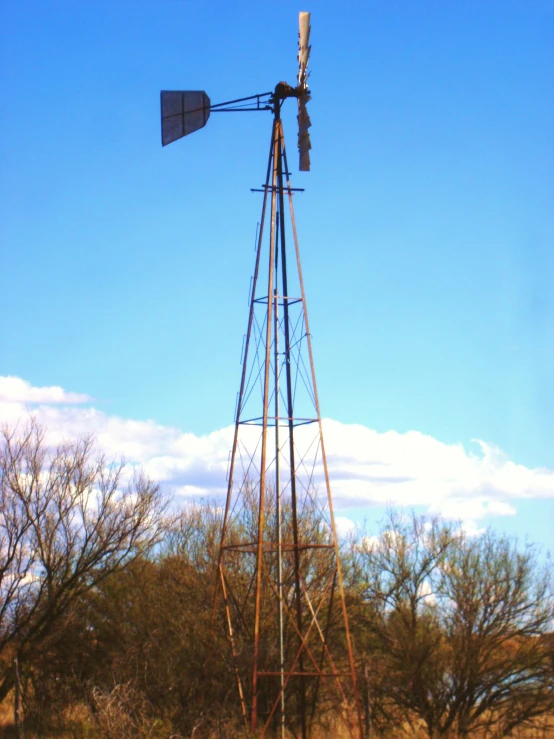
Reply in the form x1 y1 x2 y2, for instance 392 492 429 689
160 12 364 739
161 13 311 172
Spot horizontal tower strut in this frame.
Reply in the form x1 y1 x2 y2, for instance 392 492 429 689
251 185 305 193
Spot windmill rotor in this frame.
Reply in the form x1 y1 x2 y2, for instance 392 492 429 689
297 11 312 171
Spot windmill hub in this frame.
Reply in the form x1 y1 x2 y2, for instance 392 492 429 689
273 81 300 100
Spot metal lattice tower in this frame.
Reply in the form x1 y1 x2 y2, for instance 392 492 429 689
214 105 362 739
161 13 363 738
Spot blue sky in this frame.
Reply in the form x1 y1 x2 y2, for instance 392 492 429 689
1 1 553 549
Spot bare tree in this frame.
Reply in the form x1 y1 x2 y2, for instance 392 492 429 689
349 510 554 738
20 504 242 737
0 419 169 704
25 495 341 737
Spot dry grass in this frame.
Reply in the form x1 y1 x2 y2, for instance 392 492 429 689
0 694 553 739
0 695 13 729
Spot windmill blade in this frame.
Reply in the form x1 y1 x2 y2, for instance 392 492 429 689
297 11 311 88
161 90 210 146
297 11 311 171
298 98 311 171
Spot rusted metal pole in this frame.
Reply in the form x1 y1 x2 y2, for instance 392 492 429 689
273 187 286 737
211 112 275 732
220 566 249 725
282 142 364 739
310 570 337 727
251 108 280 733
212 114 275 621
276 117 307 739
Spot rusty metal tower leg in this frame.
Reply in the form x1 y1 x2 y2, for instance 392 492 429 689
275 113 307 739
215 103 364 739
251 111 279 733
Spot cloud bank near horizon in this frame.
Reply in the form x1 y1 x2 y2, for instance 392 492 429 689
1 375 552 532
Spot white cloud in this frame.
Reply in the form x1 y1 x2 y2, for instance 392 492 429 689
418 579 436 606
459 519 486 538
0 376 91 405
334 516 357 537
1 376 553 532
360 535 380 553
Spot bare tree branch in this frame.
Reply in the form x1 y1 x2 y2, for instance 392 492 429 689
0 419 170 701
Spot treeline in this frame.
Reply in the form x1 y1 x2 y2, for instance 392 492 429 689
1 422 553 738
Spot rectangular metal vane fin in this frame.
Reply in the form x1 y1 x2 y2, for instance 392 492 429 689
299 134 311 172
298 98 311 171
298 11 311 85
160 90 211 146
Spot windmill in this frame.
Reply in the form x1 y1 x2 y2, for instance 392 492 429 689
161 13 363 739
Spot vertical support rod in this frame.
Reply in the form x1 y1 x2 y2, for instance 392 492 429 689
274 206 286 739
212 114 276 731
310 570 338 727
276 116 307 739
251 113 280 732
282 143 364 739
214 116 275 615
220 566 249 726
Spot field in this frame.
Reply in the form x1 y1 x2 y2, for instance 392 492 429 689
0 697 553 739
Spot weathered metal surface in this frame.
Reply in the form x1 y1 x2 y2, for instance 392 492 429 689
160 90 210 145
297 11 312 171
